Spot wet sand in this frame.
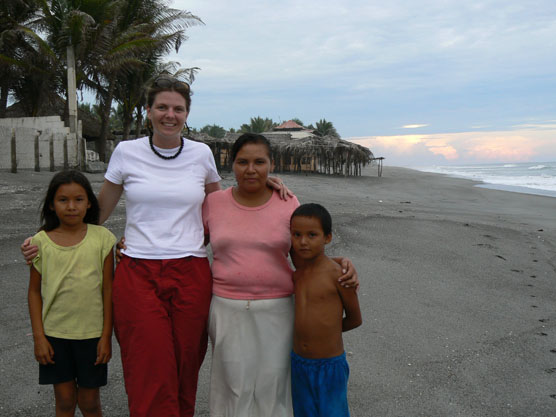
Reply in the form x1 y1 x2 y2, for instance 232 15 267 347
1 166 555 416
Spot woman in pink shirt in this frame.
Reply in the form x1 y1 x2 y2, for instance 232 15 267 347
202 133 357 417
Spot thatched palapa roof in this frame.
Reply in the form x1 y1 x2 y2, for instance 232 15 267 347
191 131 373 176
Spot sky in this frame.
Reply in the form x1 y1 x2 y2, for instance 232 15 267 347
169 0 556 166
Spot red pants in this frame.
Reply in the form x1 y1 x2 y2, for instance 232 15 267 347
113 256 212 417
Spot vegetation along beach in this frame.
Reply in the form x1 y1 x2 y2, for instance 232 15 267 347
1 165 555 416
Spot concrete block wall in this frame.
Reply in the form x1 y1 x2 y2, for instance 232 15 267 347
0 116 86 172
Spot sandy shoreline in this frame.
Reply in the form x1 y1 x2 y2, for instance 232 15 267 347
1 166 555 416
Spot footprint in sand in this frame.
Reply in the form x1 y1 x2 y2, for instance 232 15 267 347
474 243 497 249
483 234 498 240
545 368 556 374
511 269 523 273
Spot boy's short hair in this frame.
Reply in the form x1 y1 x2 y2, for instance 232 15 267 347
291 203 332 235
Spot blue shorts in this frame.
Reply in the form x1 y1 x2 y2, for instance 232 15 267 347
39 336 107 388
291 351 350 417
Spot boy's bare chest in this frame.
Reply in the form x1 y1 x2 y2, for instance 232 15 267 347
294 276 338 305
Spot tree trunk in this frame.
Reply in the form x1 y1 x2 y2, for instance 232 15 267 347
97 74 117 162
134 106 143 138
122 112 132 142
67 45 78 135
0 83 8 118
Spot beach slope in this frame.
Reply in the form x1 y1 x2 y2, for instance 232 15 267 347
0 166 555 416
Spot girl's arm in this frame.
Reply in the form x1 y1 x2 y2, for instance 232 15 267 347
332 257 359 288
98 180 124 225
337 284 362 332
28 266 54 365
96 249 114 365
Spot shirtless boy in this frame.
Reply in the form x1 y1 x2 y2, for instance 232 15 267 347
289 203 362 417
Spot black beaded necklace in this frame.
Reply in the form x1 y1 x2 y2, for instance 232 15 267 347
149 134 184 160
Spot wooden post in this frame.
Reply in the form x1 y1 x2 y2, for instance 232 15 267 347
10 129 16 173
34 133 40 172
377 157 384 177
63 135 68 169
49 134 55 172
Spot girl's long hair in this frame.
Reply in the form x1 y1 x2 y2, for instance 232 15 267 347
40 170 100 231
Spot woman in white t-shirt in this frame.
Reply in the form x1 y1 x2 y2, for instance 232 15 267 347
96 76 219 417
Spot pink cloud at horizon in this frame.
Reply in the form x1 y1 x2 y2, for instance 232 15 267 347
348 129 556 166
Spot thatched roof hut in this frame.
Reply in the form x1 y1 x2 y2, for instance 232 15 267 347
191 131 373 176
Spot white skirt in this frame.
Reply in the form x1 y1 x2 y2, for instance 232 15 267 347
208 295 294 417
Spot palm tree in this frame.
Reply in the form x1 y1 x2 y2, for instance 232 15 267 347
85 1 203 160
240 116 276 133
291 118 304 127
200 124 226 138
314 118 340 138
0 0 52 116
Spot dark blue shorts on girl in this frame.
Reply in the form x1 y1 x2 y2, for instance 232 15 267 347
39 336 107 388
290 350 350 417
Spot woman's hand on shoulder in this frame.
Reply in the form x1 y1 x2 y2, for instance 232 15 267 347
21 237 38 265
334 257 359 289
267 176 294 200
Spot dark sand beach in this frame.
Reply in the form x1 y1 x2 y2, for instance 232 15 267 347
1 166 555 416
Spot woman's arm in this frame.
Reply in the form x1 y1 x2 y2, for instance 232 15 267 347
21 238 37 265
205 181 221 195
267 176 293 200
28 266 54 365
96 250 114 365
332 257 359 289
98 180 123 225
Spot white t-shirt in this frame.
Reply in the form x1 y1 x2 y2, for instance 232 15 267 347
105 136 221 259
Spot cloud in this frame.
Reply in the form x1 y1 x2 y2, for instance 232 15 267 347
348 128 556 166
167 1 556 141
511 121 556 130
402 124 429 129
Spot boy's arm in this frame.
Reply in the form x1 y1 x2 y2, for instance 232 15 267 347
96 249 114 365
28 266 54 364
337 283 362 332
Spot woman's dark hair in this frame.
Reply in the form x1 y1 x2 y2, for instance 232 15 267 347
231 133 272 161
146 74 192 112
290 203 332 236
40 170 100 231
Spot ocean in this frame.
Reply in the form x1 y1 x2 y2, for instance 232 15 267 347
415 162 556 198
